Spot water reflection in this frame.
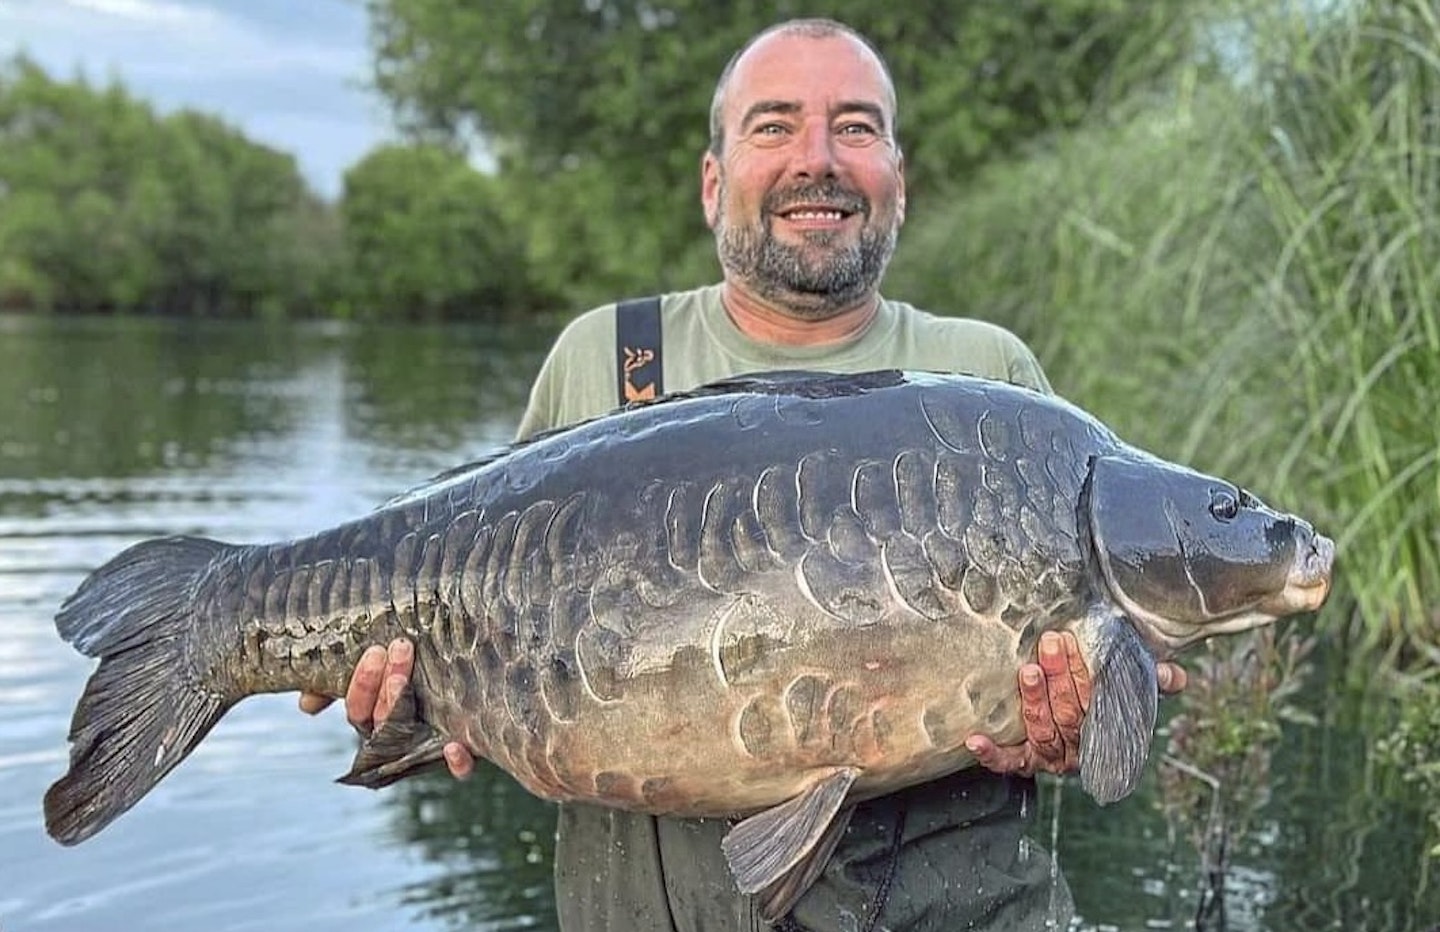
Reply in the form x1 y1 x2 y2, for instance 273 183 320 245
2 313 1436 931
1048 649 1440 930
0 313 555 932
388 767 558 930
0 315 304 480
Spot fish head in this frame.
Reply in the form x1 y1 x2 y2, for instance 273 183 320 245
1087 454 1334 655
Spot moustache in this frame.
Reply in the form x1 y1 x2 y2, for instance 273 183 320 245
763 181 869 217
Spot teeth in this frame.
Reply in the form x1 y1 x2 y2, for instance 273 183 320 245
788 210 844 220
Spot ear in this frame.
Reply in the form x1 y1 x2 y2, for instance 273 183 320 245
896 151 907 226
701 150 721 229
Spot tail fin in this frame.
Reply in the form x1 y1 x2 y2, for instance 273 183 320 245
45 536 235 845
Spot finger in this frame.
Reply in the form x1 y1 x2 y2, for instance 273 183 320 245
298 692 334 715
1157 661 1188 696
373 639 415 726
443 742 475 780
966 735 1035 777
1018 664 1064 766
344 644 389 732
1037 632 1084 733
1062 632 1093 713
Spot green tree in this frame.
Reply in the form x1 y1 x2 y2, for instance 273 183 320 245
364 0 1221 307
339 143 536 320
148 109 329 317
0 55 340 317
0 59 151 310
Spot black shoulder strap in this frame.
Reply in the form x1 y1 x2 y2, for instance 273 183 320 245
615 296 663 404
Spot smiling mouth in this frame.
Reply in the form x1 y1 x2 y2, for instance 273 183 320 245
780 208 850 221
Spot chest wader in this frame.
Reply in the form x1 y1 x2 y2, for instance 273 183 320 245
609 297 905 931
616 296 664 404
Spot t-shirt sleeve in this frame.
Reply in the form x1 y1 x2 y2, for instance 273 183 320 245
514 350 560 441
1004 336 1053 395
513 304 620 441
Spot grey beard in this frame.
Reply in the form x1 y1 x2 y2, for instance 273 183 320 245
716 211 897 319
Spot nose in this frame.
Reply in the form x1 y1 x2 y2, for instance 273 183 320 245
792 118 836 178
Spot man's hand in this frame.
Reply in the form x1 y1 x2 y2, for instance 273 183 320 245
965 630 1188 777
299 638 475 779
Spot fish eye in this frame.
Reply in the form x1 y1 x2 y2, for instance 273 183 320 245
1209 489 1240 521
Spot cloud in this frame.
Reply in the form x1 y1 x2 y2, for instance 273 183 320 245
11 0 359 81
0 0 390 197
61 0 220 26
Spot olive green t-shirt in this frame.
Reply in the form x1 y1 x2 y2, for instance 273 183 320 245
516 283 1071 932
516 283 1050 439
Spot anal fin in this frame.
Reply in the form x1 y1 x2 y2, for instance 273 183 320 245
721 767 860 921
755 804 854 923
336 675 447 788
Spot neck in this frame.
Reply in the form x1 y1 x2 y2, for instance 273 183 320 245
720 281 880 347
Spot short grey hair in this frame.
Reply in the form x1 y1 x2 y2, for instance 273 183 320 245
707 18 899 157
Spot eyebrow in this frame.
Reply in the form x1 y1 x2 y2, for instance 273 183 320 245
738 99 801 133
738 99 889 134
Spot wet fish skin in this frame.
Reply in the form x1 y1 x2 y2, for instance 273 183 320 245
44 369 1333 920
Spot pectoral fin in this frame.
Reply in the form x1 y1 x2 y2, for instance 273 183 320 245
721 767 860 921
337 675 447 788
1078 612 1158 804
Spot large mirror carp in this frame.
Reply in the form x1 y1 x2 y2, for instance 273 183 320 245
45 369 1334 919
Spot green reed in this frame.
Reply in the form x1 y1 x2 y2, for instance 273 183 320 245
1245 0 1440 656
892 0 1439 661
888 0 1440 874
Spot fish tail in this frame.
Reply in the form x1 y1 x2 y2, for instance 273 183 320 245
45 536 235 846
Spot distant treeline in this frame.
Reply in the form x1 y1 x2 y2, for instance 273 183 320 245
0 57 542 320
1 0 1220 319
0 57 331 317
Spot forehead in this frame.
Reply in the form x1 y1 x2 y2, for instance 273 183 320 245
721 32 894 128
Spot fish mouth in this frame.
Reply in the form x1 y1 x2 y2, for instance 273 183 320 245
1264 532 1335 615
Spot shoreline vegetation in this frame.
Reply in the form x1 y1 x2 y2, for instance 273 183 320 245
3 0 1436 876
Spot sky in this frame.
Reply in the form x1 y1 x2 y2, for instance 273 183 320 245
0 0 392 198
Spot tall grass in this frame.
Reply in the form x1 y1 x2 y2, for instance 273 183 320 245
891 0 1440 662
1247 0 1440 657
889 0 1440 871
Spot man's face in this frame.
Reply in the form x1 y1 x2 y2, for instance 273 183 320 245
702 32 907 318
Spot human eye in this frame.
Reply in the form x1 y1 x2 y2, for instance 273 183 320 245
836 120 881 144
746 120 793 147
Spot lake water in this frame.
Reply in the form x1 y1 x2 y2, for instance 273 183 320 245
1 314 1435 931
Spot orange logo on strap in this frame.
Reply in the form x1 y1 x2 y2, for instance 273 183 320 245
623 347 657 402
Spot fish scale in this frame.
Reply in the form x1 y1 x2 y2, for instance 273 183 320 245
44 369 1334 923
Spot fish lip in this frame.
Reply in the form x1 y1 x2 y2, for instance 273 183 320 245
1304 534 1336 582
1260 532 1335 615
1287 533 1335 611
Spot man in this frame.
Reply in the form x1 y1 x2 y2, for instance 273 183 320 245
304 18 1185 930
